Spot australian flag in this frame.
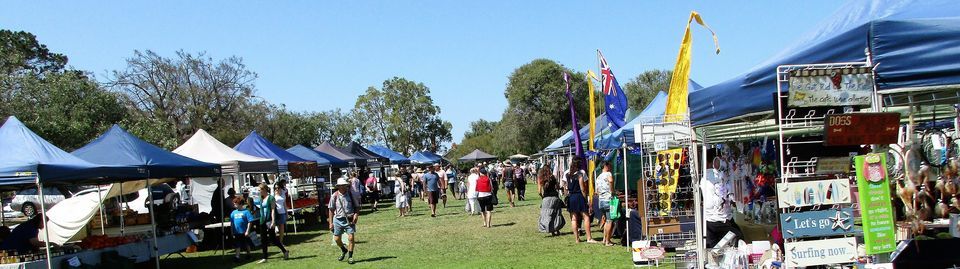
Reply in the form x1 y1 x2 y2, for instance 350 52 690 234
598 50 628 132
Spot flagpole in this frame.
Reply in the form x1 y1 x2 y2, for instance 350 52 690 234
587 68 597 203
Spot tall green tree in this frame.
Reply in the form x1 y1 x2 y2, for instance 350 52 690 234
109 50 261 147
354 77 453 155
314 109 358 147
623 69 672 111
497 59 588 156
0 30 125 150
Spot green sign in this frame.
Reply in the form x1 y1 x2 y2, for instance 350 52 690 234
854 153 896 254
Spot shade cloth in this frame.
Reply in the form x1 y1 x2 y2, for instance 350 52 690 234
409 151 444 165
343 141 389 165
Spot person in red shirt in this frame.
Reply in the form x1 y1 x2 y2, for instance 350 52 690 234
476 167 495 227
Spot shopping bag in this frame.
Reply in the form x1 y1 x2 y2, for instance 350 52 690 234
609 196 622 220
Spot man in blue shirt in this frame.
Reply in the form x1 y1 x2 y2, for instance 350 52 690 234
0 214 50 254
421 164 442 217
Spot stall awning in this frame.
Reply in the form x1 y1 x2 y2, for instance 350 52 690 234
314 142 366 166
234 131 312 173
366 145 412 165
0 116 144 186
691 0 960 126
286 145 349 168
73 125 221 179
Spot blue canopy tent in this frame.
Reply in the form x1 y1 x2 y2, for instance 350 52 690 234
73 125 221 178
72 124 220 265
0 116 144 186
543 130 573 153
234 131 312 173
690 0 960 127
287 145 348 168
409 151 444 165
366 145 411 165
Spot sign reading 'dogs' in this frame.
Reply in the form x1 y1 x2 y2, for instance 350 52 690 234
785 237 857 267
787 67 874 107
777 178 851 208
780 208 855 239
824 113 900 146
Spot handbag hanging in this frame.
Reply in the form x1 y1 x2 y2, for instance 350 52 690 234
609 196 622 220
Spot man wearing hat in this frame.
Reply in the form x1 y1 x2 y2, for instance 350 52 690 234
329 178 359 264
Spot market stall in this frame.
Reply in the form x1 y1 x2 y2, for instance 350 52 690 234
685 1 960 267
0 117 148 269
70 125 221 268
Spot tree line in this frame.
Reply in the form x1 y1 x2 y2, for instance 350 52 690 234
445 59 672 160
0 30 452 153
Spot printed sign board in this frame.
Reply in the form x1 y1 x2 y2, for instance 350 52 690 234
780 208 855 239
787 67 874 107
855 153 896 254
777 178 851 208
815 157 851 174
824 113 900 146
784 237 857 267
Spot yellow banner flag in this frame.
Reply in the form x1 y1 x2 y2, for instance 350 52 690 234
664 11 719 122
586 70 599 198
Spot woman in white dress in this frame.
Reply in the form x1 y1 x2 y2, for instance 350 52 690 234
465 168 480 215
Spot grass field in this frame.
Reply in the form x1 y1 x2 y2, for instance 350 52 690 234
160 182 674 268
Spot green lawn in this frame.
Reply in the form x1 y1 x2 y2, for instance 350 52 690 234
160 183 675 268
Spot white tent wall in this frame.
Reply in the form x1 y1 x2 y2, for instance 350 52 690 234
40 180 151 245
190 177 219 214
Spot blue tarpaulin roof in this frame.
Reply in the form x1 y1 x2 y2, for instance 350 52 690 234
234 131 311 172
0 117 143 186
691 0 960 126
409 151 444 165
72 125 220 178
596 91 668 150
366 145 411 165
286 145 349 168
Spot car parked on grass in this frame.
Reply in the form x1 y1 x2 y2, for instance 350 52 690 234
10 186 84 217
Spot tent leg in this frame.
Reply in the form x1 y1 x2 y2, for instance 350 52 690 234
220 176 226 259
621 140 629 254
119 182 125 236
96 184 105 235
146 177 161 269
37 177 52 269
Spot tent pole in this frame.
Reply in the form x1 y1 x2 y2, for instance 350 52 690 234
146 176 160 269
621 137 629 253
119 181 125 236
96 184 105 235
36 177 52 269
219 176 226 259
696 130 707 269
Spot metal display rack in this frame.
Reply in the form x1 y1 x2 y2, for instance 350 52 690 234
634 115 702 266
774 62 870 268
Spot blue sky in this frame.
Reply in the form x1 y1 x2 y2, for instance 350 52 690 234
1 1 840 144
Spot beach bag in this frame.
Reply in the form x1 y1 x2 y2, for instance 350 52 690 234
249 231 261 247
609 196 622 220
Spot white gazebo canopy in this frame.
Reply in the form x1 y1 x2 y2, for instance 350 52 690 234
173 129 278 174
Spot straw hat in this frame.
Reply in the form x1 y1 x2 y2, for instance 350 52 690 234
336 178 350 186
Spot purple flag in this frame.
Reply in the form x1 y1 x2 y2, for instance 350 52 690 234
564 72 586 170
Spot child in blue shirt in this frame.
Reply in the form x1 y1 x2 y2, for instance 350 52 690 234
230 197 255 262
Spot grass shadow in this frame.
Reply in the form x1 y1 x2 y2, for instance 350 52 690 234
354 256 398 263
491 222 516 227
